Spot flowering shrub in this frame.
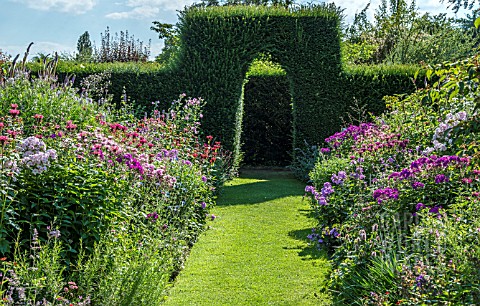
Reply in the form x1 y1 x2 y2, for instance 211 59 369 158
0 62 231 304
306 54 480 304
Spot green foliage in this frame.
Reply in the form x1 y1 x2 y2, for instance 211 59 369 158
150 22 181 65
28 6 423 170
175 4 344 167
76 31 93 62
306 53 480 304
343 0 477 65
0 60 229 304
343 64 422 115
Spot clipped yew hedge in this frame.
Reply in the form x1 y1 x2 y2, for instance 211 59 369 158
30 5 424 167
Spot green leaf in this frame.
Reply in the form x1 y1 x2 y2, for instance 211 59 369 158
475 17 480 29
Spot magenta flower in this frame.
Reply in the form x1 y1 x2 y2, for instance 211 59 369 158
411 181 425 189
373 188 399 204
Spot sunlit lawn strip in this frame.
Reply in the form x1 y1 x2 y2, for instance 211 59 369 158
164 169 331 306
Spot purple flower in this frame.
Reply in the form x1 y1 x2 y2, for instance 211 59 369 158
434 174 449 184
373 188 399 204
321 182 334 197
320 147 331 153
201 202 207 209
201 175 208 182
146 212 159 222
329 228 340 238
429 206 442 214
388 172 401 180
317 196 328 206
351 166 366 180
411 181 425 189
400 168 412 179
331 171 347 185
210 214 216 220
305 185 315 194
416 275 425 287
416 203 426 211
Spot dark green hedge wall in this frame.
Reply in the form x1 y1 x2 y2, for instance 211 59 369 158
31 62 422 166
29 6 425 167
342 64 422 116
174 5 343 167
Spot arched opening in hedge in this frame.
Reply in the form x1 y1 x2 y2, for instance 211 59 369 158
175 5 344 167
241 57 293 166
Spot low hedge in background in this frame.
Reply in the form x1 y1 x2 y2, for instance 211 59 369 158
30 60 422 166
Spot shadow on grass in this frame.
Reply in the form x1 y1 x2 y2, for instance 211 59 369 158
287 228 328 261
217 170 305 206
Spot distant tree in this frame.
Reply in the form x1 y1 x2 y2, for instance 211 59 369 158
343 0 476 65
441 0 477 13
150 22 179 64
94 27 151 62
76 31 93 62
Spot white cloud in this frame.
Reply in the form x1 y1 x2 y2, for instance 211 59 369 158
13 0 96 14
106 5 160 19
106 0 195 20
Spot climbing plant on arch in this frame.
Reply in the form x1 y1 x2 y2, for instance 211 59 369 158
174 5 344 165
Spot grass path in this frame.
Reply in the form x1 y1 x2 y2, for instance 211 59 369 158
163 169 331 305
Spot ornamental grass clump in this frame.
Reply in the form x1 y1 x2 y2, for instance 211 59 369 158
0 55 231 305
306 54 480 305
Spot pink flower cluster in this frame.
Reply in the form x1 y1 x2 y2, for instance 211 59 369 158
325 123 375 148
388 155 471 182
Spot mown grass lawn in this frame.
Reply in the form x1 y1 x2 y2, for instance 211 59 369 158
164 169 331 305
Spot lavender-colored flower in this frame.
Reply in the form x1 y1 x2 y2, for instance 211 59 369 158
321 182 334 197
201 175 208 183
48 230 61 239
416 274 425 287
329 228 340 238
201 202 207 209
320 147 331 153
331 171 347 185
305 185 315 194
316 196 328 206
352 166 366 180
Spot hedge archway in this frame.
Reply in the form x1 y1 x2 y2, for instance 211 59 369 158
174 5 344 166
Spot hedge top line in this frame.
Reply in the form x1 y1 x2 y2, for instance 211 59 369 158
179 4 341 19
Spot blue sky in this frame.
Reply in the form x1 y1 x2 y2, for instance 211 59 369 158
0 0 469 60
